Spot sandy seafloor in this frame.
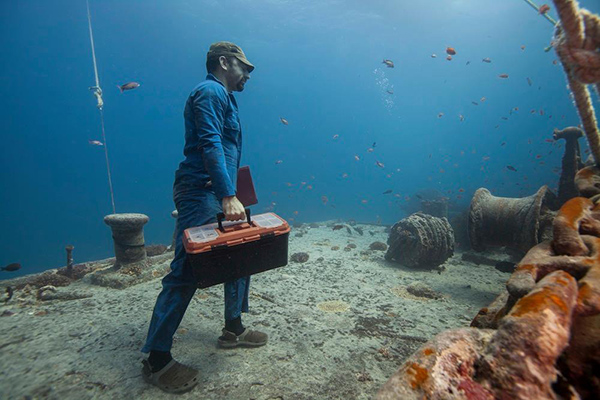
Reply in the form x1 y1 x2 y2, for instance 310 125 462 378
0 221 509 400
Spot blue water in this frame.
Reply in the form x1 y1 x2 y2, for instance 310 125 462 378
2 0 599 278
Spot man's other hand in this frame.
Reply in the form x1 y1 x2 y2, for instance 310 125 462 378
222 196 246 221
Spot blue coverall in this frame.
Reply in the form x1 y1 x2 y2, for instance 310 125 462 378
142 74 249 353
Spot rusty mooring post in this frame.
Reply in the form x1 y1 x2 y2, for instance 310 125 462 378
103 213 149 268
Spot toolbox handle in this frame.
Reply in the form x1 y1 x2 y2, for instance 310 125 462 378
216 208 252 232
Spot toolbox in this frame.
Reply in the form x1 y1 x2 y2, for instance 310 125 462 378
183 209 290 288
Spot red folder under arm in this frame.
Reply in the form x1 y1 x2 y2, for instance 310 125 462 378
236 166 258 206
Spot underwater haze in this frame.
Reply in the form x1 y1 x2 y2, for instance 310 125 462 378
2 0 599 279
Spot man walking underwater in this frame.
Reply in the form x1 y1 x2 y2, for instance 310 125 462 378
140 41 267 394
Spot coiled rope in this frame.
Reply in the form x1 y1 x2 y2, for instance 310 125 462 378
551 0 600 165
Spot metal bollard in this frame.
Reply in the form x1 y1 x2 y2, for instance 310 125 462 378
103 213 149 267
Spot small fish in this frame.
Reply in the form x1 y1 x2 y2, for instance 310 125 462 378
446 47 456 55
480 97 486 102
482 156 490 161
279 117 289 125
431 54 437 58
498 74 509 79
361 199 368 204
536 154 542 159
342 173 348 178
416 194 423 199
88 140 104 146
501 142 506 146
552 60 558 65
521 45 526 51
1 263 21 272
545 139 554 143
466 61 471 65
438 112 444 118
375 161 385 168
459 114 465 122
293 211 299 215
458 188 465 193
539 109 545 116
382 59 394 68
446 55 452 61
367 147 374 153
539 4 551 14
332 224 344 231
386 89 394 95
332 134 339 140
501 117 508 120
527 77 532 86
506 165 517 172
275 160 283 164
372 142 377 148
321 195 328 205
382 189 392 195
354 155 360 161
482 58 492 63
471 101 479 106
117 82 140 93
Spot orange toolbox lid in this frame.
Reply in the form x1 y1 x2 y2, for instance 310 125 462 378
183 212 290 255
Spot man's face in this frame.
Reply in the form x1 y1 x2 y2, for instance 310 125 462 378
224 57 251 92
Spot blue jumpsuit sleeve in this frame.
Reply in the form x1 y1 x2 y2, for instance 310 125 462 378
192 85 236 200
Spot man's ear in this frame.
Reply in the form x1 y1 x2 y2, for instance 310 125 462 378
219 56 229 71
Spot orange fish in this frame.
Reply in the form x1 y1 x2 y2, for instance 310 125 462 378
539 4 551 14
293 211 299 215
498 74 509 79
446 47 456 55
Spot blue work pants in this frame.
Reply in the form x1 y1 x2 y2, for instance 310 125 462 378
141 189 250 353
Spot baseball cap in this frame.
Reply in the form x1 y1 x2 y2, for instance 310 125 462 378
207 41 255 72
